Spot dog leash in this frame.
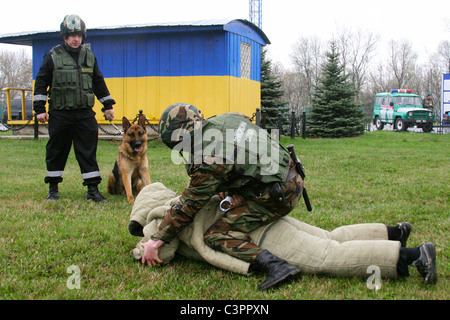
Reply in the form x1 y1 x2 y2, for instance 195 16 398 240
104 114 124 135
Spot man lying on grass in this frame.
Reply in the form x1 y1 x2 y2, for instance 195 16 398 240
130 183 438 290
131 104 437 290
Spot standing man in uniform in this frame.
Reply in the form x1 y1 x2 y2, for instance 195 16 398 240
33 14 115 202
423 93 434 111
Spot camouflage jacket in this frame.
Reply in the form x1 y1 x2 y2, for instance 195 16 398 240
151 161 236 243
423 98 434 110
151 114 292 243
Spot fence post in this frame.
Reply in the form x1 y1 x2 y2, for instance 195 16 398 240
255 108 261 127
290 110 295 139
302 111 306 139
261 109 267 129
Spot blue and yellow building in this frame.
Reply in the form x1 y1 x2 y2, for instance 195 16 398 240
0 19 270 124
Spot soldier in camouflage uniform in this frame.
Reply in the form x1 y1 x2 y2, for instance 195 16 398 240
423 93 434 111
139 103 302 290
138 103 438 287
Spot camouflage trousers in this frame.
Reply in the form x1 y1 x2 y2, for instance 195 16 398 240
204 173 304 263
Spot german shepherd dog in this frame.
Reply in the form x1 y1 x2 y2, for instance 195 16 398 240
107 114 151 203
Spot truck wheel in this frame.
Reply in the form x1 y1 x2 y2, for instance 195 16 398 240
375 117 384 130
422 123 433 133
395 118 406 131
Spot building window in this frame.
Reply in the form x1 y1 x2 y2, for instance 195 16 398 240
240 42 251 79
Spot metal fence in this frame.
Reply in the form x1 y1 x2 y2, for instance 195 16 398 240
254 106 449 138
254 108 307 139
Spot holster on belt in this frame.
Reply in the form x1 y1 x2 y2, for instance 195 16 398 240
268 182 287 206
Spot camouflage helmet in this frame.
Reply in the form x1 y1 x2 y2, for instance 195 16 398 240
159 103 203 148
60 14 87 39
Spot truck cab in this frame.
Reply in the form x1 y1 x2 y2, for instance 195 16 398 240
373 89 434 132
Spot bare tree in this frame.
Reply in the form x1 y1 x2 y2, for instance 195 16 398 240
437 40 450 73
415 56 445 117
274 27 447 114
387 39 418 89
368 63 396 94
281 71 306 108
336 27 380 100
290 36 323 105
0 49 32 99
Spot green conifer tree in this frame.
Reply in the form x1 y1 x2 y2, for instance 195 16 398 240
260 48 288 132
308 41 365 138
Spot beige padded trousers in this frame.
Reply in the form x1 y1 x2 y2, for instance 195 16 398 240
254 217 401 279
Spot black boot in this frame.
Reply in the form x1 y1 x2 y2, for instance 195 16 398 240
46 183 59 202
86 185 108 203
412 243 437 285
252 250 300 290
397 222 411 247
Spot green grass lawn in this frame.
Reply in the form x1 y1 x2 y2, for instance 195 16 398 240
0 130 448 300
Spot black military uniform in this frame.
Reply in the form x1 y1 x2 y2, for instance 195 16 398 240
33 14 115 202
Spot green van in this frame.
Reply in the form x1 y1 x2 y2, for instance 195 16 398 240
373 89 434 132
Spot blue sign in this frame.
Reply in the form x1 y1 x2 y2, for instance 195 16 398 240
442 74 450 118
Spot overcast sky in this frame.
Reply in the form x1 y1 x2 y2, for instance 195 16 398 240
1 0 449 70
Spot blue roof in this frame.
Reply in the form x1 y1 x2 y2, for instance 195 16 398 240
0 19 270 46
1 19 269 82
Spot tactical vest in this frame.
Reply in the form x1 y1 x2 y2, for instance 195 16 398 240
49 45 95 110
192 114 291 186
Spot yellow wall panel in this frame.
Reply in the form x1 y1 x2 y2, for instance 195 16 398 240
94 76 261 124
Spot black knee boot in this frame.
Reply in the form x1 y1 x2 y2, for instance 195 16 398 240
46 183 59 201
251 250 300 291
86 185 108 203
